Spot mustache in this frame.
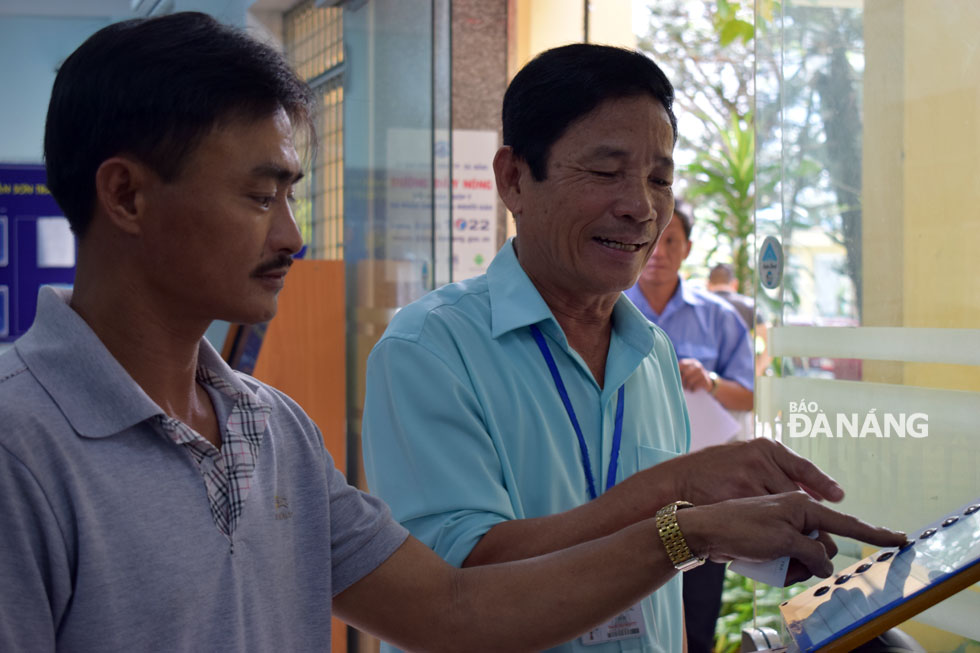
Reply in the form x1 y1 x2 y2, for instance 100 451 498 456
252 254 294 276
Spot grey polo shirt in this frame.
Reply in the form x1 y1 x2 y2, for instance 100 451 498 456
0 287 408 652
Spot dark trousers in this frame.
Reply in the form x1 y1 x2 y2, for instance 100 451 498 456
682 560 726 653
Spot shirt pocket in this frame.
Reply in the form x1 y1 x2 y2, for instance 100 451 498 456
637 444 680 472
617 444 681 485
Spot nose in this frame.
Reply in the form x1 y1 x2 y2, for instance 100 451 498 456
613 174 655 223
271 196 305 256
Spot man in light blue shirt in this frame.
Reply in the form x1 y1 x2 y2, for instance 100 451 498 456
365 239 691 651
625 200 754 652
362 44 901 653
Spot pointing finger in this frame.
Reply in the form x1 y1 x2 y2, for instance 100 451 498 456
805 502 906 549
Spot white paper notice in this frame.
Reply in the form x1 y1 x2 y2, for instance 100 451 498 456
383 128 498 283
683 389 740 452
451 129 498 280
36 216 76 268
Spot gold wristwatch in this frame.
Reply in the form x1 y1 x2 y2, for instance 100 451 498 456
655 500 706 572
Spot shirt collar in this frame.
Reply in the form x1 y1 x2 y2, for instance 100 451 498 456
487 239 557 339
658 275 705 319
677 276 707 308
610 293 658 355
15 286 266 439
486 239 655 355
658 277 714 335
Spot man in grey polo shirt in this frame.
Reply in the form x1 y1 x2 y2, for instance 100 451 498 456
0 12 905 652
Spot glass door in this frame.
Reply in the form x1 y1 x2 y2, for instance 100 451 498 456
341 0 453 503
755 1 980 650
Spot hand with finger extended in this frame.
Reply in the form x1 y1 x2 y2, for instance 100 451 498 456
674 491 906 585
659 437 846 507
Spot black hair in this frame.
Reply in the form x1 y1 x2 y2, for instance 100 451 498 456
44 11 315 236
709 262 735 285
502 43 677 181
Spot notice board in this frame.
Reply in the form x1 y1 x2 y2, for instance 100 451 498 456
0 164 76 342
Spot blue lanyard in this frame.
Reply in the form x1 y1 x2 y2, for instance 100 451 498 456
529 324 625 501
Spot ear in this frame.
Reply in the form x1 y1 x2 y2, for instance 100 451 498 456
682 237 693 261
93 157 151 236
492 146 529 217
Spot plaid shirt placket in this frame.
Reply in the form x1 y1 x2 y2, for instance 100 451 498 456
154 366 271 538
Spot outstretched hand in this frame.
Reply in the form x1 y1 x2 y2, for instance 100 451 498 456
676 491 907 585
662 437 846 507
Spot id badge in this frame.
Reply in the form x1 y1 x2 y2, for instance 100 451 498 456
580 603 646 646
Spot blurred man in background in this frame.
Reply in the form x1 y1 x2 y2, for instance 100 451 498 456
708 262 755 328
626 200 754 652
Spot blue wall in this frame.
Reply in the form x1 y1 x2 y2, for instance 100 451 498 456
0 2 253 350
0 2 251 163
0 16 114 163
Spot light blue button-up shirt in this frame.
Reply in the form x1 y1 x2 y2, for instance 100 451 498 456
625 277 754 391
363 240 690 652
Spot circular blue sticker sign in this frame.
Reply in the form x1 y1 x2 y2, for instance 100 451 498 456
759 235 783 290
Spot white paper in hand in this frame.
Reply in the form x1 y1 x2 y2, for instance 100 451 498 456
683 389 740 452
729 531 820 586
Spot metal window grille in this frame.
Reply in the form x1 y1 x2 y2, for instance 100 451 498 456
285 1 344 261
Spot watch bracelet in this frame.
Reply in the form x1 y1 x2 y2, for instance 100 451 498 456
655 500 704 570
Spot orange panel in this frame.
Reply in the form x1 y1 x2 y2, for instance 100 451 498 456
249 259 348 652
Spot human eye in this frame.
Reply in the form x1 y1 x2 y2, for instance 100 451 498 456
248 185 279 209
589 169 619 179
252 195 274 209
